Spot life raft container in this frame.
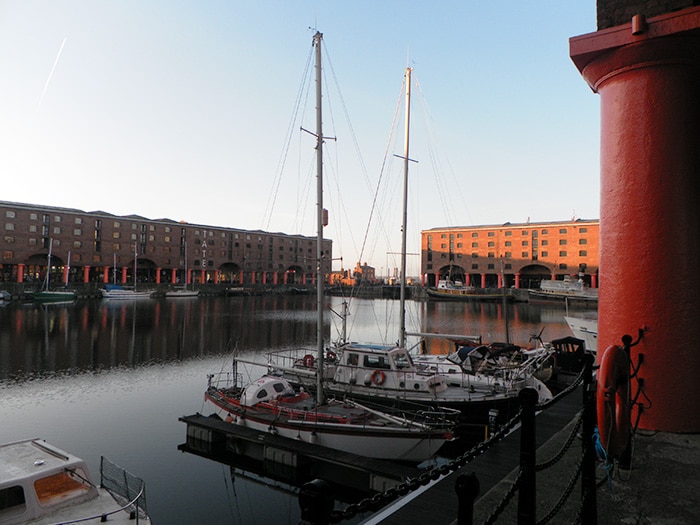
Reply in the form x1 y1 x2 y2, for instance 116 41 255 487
596 344 631 459
302 354 315 368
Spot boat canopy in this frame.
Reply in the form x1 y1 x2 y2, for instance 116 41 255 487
240 377 295 407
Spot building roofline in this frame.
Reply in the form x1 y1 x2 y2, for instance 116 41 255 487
422 218 599 232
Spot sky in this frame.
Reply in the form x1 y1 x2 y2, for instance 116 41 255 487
0 1 600 276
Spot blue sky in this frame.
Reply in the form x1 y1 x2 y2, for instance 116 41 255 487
0 1 599 276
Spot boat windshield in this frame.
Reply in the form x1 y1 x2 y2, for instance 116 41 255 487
392 351 413 370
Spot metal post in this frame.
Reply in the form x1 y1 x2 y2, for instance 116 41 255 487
517 387 538 525
581 353 597 524
455 472 480 525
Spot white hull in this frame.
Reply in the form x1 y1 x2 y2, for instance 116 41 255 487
564 316 598 353
100 289 153 299
165 289 199 298
204 396 446 463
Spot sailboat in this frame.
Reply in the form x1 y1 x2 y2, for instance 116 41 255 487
266 67 552 431
204 32 453 463
34 239 76 303
100 248 153 299
166 241 199 297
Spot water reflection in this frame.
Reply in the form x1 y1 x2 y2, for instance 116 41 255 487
0 295 594 524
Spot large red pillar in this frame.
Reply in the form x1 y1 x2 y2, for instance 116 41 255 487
571 8 700 432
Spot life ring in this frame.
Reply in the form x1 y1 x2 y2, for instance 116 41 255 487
302 354 315 368
326 350 338 363
597 344 631 459
371 370 386 386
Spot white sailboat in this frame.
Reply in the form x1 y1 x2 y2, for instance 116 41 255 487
34 239 76 303
166 241 199 297
204 32 453 463
265 67 552 430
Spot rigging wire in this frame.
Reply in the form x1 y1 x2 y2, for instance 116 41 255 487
261 44 314 232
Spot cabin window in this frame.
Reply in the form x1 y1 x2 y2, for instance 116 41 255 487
256 389 269 400
392 353 411 369
272 382 287 393
0 485 26 517
363 355 390 369
34 470 92 507
347 354 359 366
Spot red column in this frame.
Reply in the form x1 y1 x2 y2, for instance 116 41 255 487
200 269 205 284
497 273 503 288
515 273 521 289
571 8 700 432
155 268 161 284
171 268 177 284
102 266 109 283
273 272 278 285
62 265 69 285
465 274 470 287
480 273 486 288
83 266 90 283
283 272 288 285
591 274 597 288
17 263 24 283
186 269 191 285
121 267 128 284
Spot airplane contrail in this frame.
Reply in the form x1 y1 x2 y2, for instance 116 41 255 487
35 36 68 115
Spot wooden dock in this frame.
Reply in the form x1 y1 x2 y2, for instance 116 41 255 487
178 413 421 501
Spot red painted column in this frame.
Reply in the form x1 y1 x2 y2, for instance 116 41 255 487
497 273 503 288
17 263 24 283
186 269 191 285
591 274 597 289
102 267 109 283
571 8 700 432
200 269 205 284
121 267 128 284
515 273 520 289
480 273 486 288
83 266 90 283
155 268 161 284
214 270 220 284
465 274 470 287
171 268 177 284
62 265 69 284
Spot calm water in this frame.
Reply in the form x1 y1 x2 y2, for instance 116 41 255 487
0 295 591 524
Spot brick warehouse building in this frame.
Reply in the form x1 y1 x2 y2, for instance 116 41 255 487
420 218 599 289
0 201 331 287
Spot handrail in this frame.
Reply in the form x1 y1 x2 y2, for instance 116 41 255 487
49 481 147 525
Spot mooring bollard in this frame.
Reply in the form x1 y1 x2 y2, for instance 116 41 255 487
455 472 480 525
517 387 538 525
299 479 333 525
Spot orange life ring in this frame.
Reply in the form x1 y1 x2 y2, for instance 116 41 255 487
371 370 386 386
302 354 315 368
597 344 631 459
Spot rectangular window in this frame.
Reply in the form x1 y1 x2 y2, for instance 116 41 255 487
579 250 587 257
505 241 512 247
29 225 37 233
579 239 587 245
30 213 37 220
4 223 14 231
580 227 587 233
487 231 495 237
559 251 567 257
471 263 478 269
559 239 567 245
471 242 478 248
488 241 495 247
54 227 62 235
541 229 548 234
542 251 548 257
505 251 512 257
73 229 81 236
559 228 567 234
542 240 548 246
471 232 478 238
505 231 512 237
114 221 121 228
74 217 82 224
522 252 528 258
54 216 61 223
5 211 15 218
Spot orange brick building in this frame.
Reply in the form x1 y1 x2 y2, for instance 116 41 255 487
0 200 331 286
421 219 599 289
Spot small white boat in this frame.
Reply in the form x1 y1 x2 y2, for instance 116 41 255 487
0 438 150 525
165 288 199 298
100 285 153 300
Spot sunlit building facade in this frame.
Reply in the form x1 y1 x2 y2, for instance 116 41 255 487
421 219 599 289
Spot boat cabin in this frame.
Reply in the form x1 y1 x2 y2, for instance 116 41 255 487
334 343 448 393
0 439 100 525
240 376 300 407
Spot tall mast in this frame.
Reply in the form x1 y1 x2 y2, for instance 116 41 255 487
399 67 412 348
313 31 325 404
